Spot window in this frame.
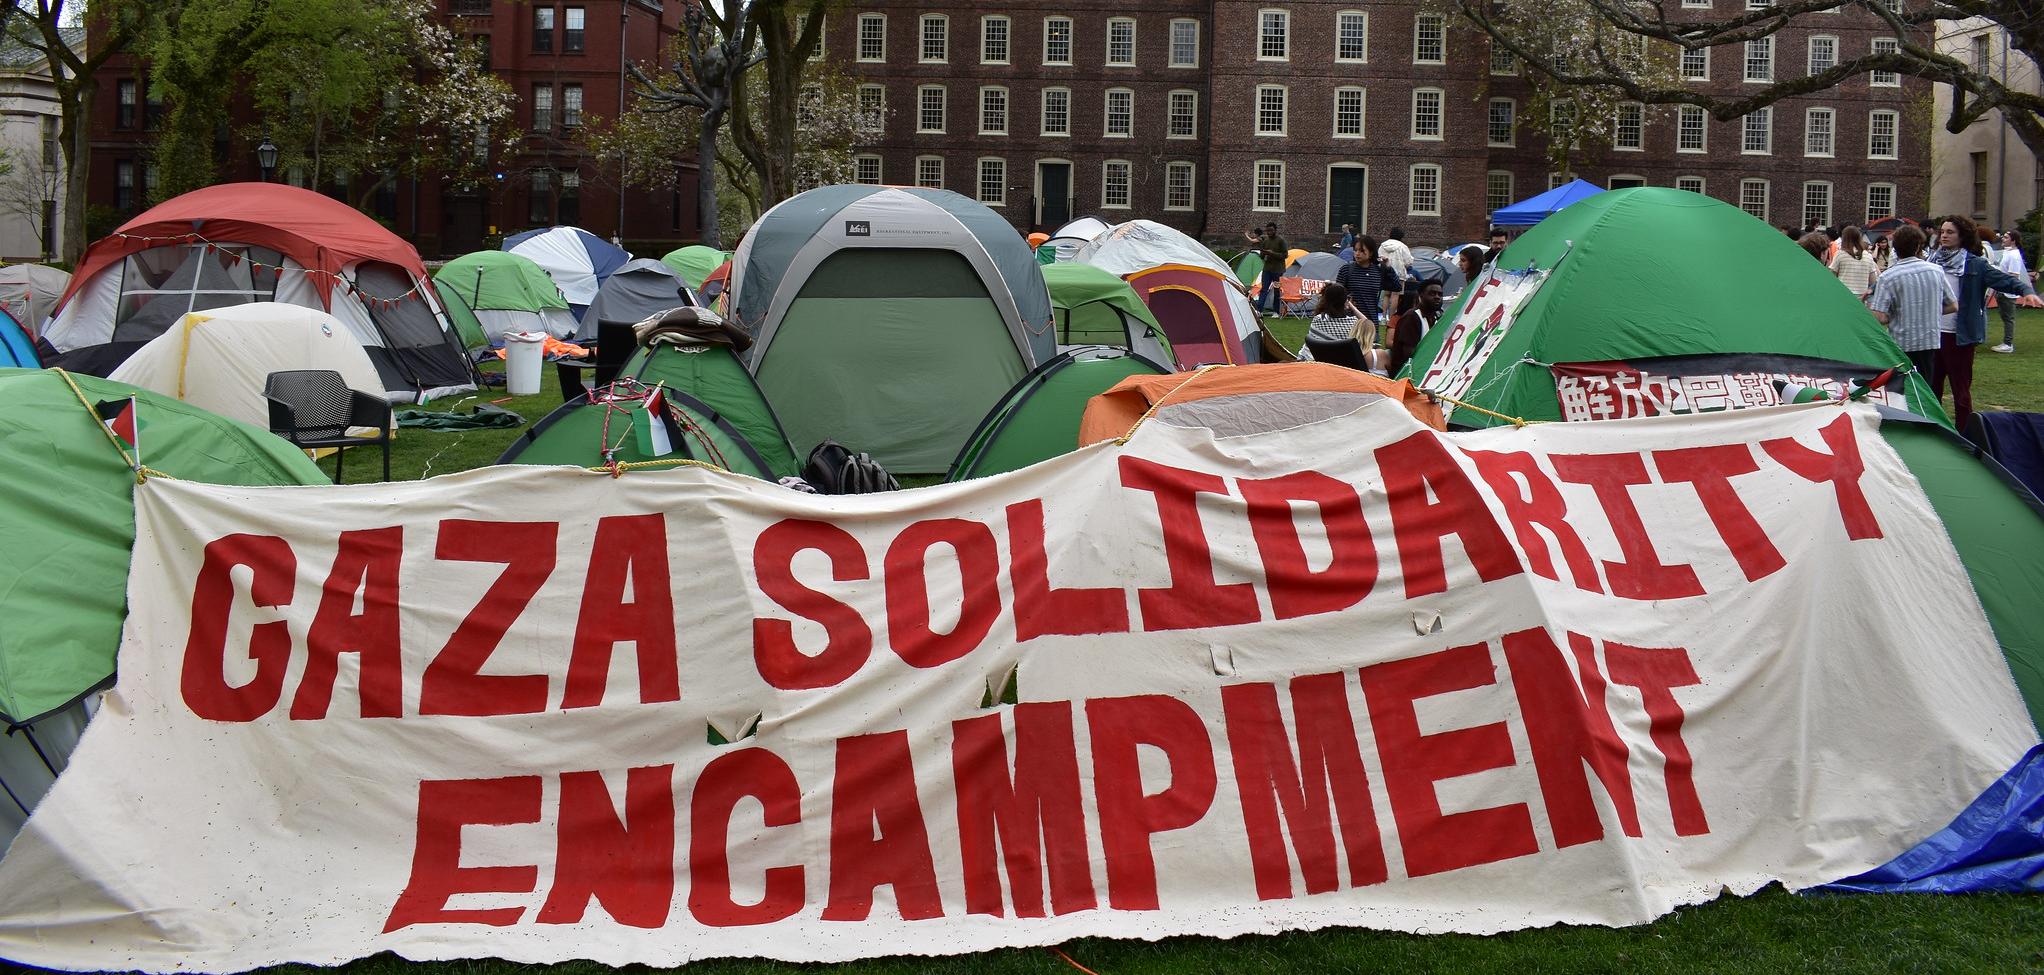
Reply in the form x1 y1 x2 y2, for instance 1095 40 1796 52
529 170 552 224
532 83 554 132
115 159 134 210
117 79 136 129
1871 37 1899 86
1170 19 1200 67
562 83 582 128
921 15 948 62
1747 0 1772 8
1487 171 1514 214
1803 181 1832 228
1549 172 1571 190
556 170 579 226
854 155 882 185
1102 160 1132 208
1044 17 1072 65
1610 175 1647 189
534 6 554 53
1613 102 1644 150
1866 182 1896 223
1743 107 1771 154
1253 160 1284 211
1414 13 1445 64
1259 10 1289 60
1488 98 1515 146
1338 12 1368 63
1042 88 1071 136
982 16 1009 63
1409 164 1441 216
916 156 944 189
918 85 946 133
1336 88 1366 138
1681 46 1709 81
1677 175 1706 195
1972 152 1989 215
1739 178 1770 220
1682 0 1711 7
1256 85 1287 136
1869 109 1898 158
1550 98 1576 132
1168 90 1198 139
40 115 57 168
980 87 1008 135
1411 88 1443 140
1970 34 1989 74
1678 105 1708 152
563 7 584 53
797 83 822 130
1107 18 1135 66
1165 162 1195 211
810 16 824 61
856 85 885 134
858 13 886 61
1745 36 1772 82
977 158 1005 205
1491 46 1517 76
1105 88 1134 136
1808 35 1835 75
1805 107 1834 157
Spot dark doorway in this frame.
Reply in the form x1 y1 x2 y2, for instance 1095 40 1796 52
1327 167 1367 235
1038 162 1071 229
443 190 486 256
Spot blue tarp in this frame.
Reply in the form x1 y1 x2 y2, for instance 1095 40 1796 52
1967 411 2044 504
1820 745 2044 893
1491 178 1606 227
0 310 36 368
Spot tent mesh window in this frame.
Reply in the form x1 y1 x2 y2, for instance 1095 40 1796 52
113 244 281 340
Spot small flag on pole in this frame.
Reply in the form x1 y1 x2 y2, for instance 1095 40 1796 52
94 396 143 465
1772 380 1832 405
633 387 677 457
1847 368 1896 401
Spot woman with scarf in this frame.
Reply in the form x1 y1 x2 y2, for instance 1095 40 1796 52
1929 215 2042 431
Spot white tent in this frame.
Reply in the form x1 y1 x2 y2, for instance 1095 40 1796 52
109 303 389 429
1044 216 1112 262
1074 219 1237 280
502 226 631 311
0 264 70 335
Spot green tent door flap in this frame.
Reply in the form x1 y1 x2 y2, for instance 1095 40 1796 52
623 343 800 478
754 249 1028 474
497 384 780 480
947 347 1170 481
432 279 490 352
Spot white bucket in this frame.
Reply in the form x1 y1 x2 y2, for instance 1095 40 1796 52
503 331 546 396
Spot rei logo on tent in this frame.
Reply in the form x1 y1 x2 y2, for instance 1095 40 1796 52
844 220 871 237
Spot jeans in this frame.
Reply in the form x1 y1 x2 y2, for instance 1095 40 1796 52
1259 267 1282 313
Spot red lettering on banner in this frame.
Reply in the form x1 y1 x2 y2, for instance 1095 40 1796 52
419 520 555 717
1007 499 1130 641
181 534 296 722
688 748 806 927
383 776 542 931
1086 694 1219 910
1359 643 1538 877
1502 630 1641 847
1551 453 1705 601
1376 433 1525 598
1652 445 1786 582
1605 642 1710 836
1221 675 1386 900
536 766 676 928
565 514 679 708
1119 457 1261 631
1465 449 1604 593
824 731 944 921
1239 472 1378 620
885 518 1002 668
951 703 1097 917
1761 413 1884 540
752 520 872 690
292 527 404 720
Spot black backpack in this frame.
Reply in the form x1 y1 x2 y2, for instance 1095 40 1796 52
802 440 900 495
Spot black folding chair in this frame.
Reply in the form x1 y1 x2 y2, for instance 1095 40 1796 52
264 370 394 483
1304 335 1372 372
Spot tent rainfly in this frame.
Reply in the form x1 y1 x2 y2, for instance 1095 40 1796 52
578 258 696 341
946 346 1170 481
661 245 729 290
1074 219 1238 280
502 226 632 314
0 264 70 335
107 303 389 431
433 251 579 344
1123 264 1262 368
1042 262 1174 364
1043 215 1112 263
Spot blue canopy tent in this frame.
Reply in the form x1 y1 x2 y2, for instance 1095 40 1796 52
1491 178 1606 226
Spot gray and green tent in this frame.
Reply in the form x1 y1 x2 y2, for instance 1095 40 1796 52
727 184 1057 473
1043 262 1175 365
946 346 1170 481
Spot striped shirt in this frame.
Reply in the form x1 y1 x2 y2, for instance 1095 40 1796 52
1298 313 1360 362
1868 256 1955 353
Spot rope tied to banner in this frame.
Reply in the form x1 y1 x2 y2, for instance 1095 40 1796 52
1428 390 1530 428
1114 364 1222 446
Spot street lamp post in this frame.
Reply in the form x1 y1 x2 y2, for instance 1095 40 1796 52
256 135 279 183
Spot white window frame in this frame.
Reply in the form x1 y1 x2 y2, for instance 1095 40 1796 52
1256 84 1288 136
1804 106 1834 158
977 157 1006 206
1258 9 1290 61
1491 44 1516 75
1803 181 1833 228
853 154 882 185
1164 161 1196 211
1408 163 1442 216
1807 34 1837 75
981 15 1009 65
1681 45 1709 81
920 14 948 64
1742 107 1772 155
1486 170 1514 214
1677 105 1708 153
1682 0 1711 7
1868 109 1899 159
1866 182 1896 223
1102 159 1133 209
1487 97 1515 147
1104 87 1135 138
1739 178 1770 220
1411 87 1444 141
857 13 886 62
1413 13 1445 64
979 86 1008 136
1168 89 1198 139
1870 37 1900 86
855 84 885 135
1040 87 1071 137
1337 11 1368 64
917 84 946 134
1334 87 1366 139
1253 159 1285 212
1043 16 1072 66
1106 17 1136 66
1676 175 1706 195
1745 36 1773 83
916 155 944 190
1613 102 1644 150
1169 18 1200 68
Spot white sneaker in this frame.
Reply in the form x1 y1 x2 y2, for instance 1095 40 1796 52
1992 343 2015 353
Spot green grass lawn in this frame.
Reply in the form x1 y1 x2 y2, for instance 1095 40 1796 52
278 321 2044 975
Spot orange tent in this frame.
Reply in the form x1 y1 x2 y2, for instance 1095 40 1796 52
1079 362 1446 445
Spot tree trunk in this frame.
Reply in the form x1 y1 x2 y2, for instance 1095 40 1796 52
697 105 724 248
59 83 91 264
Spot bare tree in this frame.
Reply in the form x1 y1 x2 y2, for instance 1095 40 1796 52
9 0 151 263
0 144 65 258
628 0 760 248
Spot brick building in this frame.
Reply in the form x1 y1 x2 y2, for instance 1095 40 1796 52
88 0 702 258
830 0 1931 248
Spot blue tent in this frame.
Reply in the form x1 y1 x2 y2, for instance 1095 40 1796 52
501 226 633 318
0 309 37 368
1491 179 1606 226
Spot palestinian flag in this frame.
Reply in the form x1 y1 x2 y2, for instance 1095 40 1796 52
632 386 679 458
1848 368 1898 401
1772 379 1833 404
94 397 142 465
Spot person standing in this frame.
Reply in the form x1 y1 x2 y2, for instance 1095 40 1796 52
1333 235 1401 338
1247 223 1288 315
1489 227 1510 253
1338 223 1356 253
1453 246 1488 301
1378 227 1415 317
1867 224 1954 379
1386 280 1445 378
1927 215 2040 430
1830 226 1879 300
1992 229 2031 352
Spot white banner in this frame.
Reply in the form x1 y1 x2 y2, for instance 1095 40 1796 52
1415 266 1546 409
0 402 2034 973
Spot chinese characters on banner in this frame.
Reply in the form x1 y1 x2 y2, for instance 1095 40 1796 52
1551 362 1906 423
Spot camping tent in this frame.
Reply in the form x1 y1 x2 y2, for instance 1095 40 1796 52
0 264 69 335
107 303 389 430
577 258 696 341
502 227 632 314
1074 219 1237 280
41 183 472 400
1044 215 1112 262
1043 262 1174 364
0 311 35 368
661 245 728 290
699 260 733 311
1079 362 1447 443
1401 187 1946 428
1491 178 1606 226
433 251 578 343
1282 252 1345 283
430 279 491 352
946 346 1170 481
1232 250 1263 287
1124 264 1260 368
1407 254 1468 297
727 184 1057 473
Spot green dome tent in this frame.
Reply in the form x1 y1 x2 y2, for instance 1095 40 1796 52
661 245 730 290
1043 262 1174 364
945 346 1170 482
1231 250 1264 287
432 250 577 344
430 278 490 352
1400 187 1945 428
0 369 328 727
